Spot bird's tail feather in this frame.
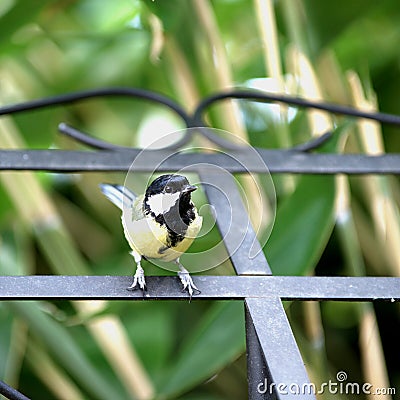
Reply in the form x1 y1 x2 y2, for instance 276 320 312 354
99 184 136 210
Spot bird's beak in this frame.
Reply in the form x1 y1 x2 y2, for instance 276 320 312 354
182 185 197 194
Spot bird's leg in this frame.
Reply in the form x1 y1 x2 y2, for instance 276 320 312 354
175 259 201 298
127 251 146 291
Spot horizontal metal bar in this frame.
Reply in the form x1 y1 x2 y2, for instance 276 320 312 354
0 149 400 174
246 298 316 400
0 276 398 301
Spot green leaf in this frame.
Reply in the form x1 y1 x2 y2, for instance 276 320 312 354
158 301 245 399
264 123 352 275
120 301 175 375
74 0 141 32
0 0 52 51
265 174 336 275
302 0 377 53
5 302 127 400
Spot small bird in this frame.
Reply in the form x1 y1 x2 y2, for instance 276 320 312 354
100 174 203 297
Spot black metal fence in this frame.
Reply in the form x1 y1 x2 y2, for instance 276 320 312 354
0 88 399 400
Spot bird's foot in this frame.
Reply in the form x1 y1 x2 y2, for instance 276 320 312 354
178 269 201 299
127 265 146 292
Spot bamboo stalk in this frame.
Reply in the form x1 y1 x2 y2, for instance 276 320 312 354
312 57 393 398
351 202 387 274
302 300 333 395
286 45 332 136
280 0 308 55
359 309 392 400
76 301 155 400
284 44 334 393
4 319 28 391
254 0 292 148
347 72 400 277
316 51 351 104
193 0 246 139
188 1 273 233
27 342 86 400
254 0 284 86
164 38 200 114
336 174 392 400
148 13 164 64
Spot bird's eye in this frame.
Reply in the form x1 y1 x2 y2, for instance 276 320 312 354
165 186 172 193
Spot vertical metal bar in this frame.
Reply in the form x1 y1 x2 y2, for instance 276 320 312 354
199 170 272 275
201 171 314 398
202 170 272 394
246 306 275 400
246 298 316 400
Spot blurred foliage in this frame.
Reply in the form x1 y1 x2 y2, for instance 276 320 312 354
0 0 399 399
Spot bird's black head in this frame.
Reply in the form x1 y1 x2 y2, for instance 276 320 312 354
145 174 197 197
143 174 198 238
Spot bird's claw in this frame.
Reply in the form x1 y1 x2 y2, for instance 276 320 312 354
127 265 146 292
178 270 201 298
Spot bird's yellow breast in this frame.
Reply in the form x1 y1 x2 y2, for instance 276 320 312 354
121 198 202 262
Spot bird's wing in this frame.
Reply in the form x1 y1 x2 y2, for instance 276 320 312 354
99 183 137 211
131 195 145 220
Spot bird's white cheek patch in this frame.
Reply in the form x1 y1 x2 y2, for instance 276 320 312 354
146 192 180 215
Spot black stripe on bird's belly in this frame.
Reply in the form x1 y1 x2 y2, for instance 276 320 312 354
157 200 196 249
